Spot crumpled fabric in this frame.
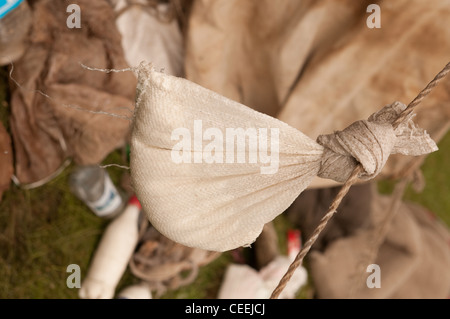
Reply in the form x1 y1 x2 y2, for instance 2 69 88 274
9 0 136 185
112 0 185 77
217 256 307 299
130 63 436 252
185 0 450 188
286 182 450 298
290 184 450 299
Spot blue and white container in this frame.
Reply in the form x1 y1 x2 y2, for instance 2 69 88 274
0 0 24 19
69 165 126 219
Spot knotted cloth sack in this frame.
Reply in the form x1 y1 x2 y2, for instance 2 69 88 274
130 63 437 252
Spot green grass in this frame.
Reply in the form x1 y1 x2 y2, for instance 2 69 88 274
378 131 450 227
0 166 105 298
0 65 449 299
0 149 147 298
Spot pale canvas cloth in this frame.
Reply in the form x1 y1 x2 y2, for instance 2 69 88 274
130 63 436 252
113 0 184 77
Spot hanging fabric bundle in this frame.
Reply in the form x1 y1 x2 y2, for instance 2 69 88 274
130 62 437 252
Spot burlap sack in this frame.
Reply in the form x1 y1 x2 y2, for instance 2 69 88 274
185 0 450 189
9 0 136 185
130 63 435 252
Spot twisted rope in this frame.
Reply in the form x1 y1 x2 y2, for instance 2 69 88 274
270 61 450 299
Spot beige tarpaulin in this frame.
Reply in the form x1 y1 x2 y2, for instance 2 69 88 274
184 0 450 188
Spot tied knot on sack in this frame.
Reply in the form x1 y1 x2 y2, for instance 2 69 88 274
317 102 438 183
130 63 440 253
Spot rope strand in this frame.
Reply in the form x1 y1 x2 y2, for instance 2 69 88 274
392 62 450 128
270 61 450 299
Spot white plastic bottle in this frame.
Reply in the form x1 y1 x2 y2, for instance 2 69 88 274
79 195 142 299
0 0 32 65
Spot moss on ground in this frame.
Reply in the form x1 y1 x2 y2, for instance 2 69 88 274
0 169 105 298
